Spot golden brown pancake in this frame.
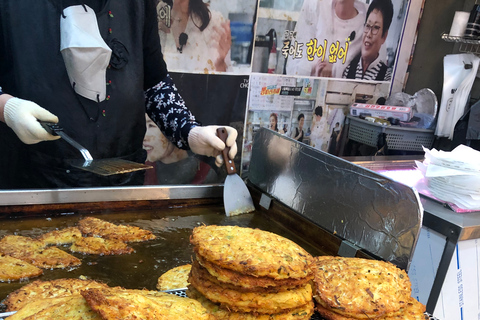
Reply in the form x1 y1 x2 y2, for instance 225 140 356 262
156 264 191 291
312 256 412 319
82 287 215 320
0 254 43 282
10 295 102 320
315 297 427 320
0 235 45 257
191 260 302 293
70 237 134 255
3 278 109 311
188 286 315 320
7 296 74 320
78 217 156 242
189 261 313 314
190 225 314 280
197 254 312 290
27 247 82 269
38 227 83 246
0 235 81 269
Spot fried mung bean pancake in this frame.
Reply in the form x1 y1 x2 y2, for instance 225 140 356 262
70 237 134 255
7 297 73 320
142 291 215 320
189 262 313 314
156 264 191 290
312 256 412 319
116 288 172 298
315 297 427 320
3 278 109 311
197 255 311 290
190 225 314 280
188 287 315 320
27 247 82 269
81 287 215 320
11 295 102 320
0 254 43 282
191 260 300 294
0 235 81 269
38 227 83 246
78 217 156 242
0 235 45 258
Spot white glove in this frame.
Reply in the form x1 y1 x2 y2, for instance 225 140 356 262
188 125 238 167
4 97 60 144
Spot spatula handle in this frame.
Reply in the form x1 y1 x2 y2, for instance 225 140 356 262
38 121 93 161
216 127 236 175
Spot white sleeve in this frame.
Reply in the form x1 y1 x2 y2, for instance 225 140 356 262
285 0 320 76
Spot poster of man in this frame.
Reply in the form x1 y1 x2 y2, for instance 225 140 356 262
254 0 407 82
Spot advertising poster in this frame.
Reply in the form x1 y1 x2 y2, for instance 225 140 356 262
242 74 324 171
156 0 257 74
253 0 409 83
241 76 390 172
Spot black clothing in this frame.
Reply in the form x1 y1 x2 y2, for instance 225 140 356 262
328 129 339 155
294 127 304 142
344 53 389 81
0 0 195 188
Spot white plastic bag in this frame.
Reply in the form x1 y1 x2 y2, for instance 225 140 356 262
435 54 480 139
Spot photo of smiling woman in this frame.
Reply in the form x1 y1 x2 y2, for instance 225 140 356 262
342 0 394 81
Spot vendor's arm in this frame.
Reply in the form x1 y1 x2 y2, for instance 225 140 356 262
144 76 237 166
144 75 198 150
143 0 237 165
0 89 60 144
0 93 13 123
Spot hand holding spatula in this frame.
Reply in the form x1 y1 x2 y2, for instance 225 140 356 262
216 127 255 216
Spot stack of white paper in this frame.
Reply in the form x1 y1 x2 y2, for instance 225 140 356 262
416 145 480 210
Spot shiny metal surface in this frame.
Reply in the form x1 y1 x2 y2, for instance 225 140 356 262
223 174 255 216
248 128 423 270
0 185 223 206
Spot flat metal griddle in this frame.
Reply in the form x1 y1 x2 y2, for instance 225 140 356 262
0 203 326 313
0 205 438 320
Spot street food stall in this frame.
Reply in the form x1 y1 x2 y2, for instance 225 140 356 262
1 0 480 319
0 128 437 319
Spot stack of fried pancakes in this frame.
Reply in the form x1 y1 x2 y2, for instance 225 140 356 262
188 225 315 319
312 256 428 320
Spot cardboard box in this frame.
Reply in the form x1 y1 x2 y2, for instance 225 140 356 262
409 227 480 320
349 103 413 121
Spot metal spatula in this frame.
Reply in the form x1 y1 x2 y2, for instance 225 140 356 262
217 127 255 216
39 121 152 176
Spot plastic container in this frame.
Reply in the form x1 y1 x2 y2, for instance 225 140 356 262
347 116 435 151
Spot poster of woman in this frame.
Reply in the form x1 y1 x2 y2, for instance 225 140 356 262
156 0 257 74
254 0 410 83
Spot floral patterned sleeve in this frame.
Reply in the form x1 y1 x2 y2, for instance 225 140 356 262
145 74 200 150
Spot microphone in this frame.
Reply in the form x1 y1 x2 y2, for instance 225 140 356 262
348 31 356 42
177 32 189 53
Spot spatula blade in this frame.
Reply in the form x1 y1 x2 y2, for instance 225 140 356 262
224 173 255 216
69 159 152 176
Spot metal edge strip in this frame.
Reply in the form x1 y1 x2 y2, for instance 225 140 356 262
0 184 224 206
